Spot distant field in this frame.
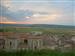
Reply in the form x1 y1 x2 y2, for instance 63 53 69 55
0 24 75 35
0 49 75 56
0 27 75 35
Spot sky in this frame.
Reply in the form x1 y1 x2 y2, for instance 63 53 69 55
0 0 75 26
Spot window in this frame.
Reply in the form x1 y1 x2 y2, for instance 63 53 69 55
24 39 28 45
0 39 5 47
10 41 12 46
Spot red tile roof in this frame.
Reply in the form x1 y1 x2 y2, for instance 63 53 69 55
0 32 44 39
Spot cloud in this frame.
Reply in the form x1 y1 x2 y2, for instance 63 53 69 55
0 16 16 24
0 16 11 22
0 0 74 26
0 16 32 24
0 5 33 21
26 13 61 24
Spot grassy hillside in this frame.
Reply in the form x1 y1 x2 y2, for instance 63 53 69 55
0 27 75 35
0 24 75 35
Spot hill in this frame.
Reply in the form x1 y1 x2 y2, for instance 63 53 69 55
0 24 75 29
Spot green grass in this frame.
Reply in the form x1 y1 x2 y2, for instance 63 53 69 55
0 27 75 35
0 49 75 56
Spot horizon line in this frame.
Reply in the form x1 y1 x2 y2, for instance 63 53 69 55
0 23 74 26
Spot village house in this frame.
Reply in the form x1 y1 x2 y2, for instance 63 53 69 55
0 32 43 50
0 32 19 50
16 32 43 50
28 35 43 50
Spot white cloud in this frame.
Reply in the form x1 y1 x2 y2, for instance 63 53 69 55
26 13 61 24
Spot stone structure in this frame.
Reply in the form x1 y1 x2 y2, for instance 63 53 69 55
0 32 75 51
0 32 43 50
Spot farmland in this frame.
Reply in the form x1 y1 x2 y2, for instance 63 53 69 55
0 27 75 35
